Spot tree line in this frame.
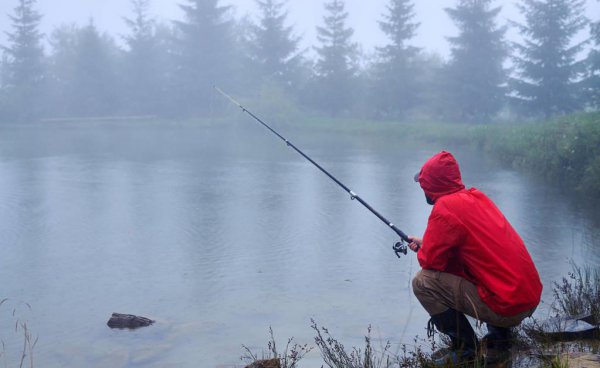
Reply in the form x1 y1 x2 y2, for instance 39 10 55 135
0 0 598 123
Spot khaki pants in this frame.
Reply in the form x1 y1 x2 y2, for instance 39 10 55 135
412 269 535 328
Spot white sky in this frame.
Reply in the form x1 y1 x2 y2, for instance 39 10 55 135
0 0 599 59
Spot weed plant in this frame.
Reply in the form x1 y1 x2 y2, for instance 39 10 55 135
516 262 600 367
241 326 312 368
552 261 600 322
242 262 600 367
0 299 37 368
311 319 396 368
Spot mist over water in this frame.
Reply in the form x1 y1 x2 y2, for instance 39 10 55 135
0 121 599 367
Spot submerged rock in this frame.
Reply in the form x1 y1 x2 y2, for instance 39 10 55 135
106 313 155 329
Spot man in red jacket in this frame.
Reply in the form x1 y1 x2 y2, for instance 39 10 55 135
408 151 542 365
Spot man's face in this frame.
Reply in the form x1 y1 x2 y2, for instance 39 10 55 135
425 194 434 206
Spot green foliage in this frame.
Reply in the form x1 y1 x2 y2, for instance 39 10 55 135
473 112 600 198
444 0 508 123
511 0 589 118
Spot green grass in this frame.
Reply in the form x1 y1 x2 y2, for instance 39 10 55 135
469 112 600 198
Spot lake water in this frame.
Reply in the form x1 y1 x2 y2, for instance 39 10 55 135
0 120 598 367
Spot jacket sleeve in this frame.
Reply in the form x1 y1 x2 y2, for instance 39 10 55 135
417 203 466 272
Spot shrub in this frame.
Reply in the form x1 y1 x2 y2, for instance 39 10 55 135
552 262 600 322
241 326 312 368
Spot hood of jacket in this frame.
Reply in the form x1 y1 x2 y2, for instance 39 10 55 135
417 151 465 202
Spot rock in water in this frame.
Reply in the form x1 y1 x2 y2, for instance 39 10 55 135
107 313 154 329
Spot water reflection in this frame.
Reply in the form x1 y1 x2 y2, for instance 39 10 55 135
0 122 598 367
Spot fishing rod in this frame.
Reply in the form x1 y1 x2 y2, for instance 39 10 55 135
215 86 410 258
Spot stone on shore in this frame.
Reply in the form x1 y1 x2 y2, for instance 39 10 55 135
562 352 600 368
244 358 281 368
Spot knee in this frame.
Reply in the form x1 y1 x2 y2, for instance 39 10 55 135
412 270 425 297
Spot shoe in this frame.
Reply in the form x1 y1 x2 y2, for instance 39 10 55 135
484 349 512 367
428 309 479 366
433 350 479 366
483 324 512 350
482 325 513 367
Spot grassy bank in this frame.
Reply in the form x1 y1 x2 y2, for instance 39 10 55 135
471 112 600 199
243 264 600 368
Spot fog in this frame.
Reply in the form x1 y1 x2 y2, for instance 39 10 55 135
1 120 599 367
1 0 598 122
0 1 600 366
0 0 598 58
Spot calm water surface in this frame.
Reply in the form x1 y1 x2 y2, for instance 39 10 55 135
0 121 599 367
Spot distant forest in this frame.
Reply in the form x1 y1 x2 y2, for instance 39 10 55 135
1 0 599 123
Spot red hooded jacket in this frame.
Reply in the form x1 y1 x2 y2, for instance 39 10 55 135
416 151 542 316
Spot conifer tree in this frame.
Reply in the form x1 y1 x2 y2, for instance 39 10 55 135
250 0 302 88
0 55 8 88
511 0 589 117
47 22 120 117
444 0 507 122
1 0 45 121
585 10 600 108
371 0 420 119
173 0 235 116
122 0 169 115
313 0 358 116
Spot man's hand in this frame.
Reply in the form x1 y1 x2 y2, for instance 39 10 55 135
408 236 422 253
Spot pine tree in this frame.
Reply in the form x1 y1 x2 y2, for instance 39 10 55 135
47 22 120 117
173 0 235 116
0 55 8 118
313 0 358 116
444 0 507 122
1 0 45 121
0 54 8 88
371 0 420 119
585 12 600 108
250 0 302 88
511 0 589 118
122 0 169 115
